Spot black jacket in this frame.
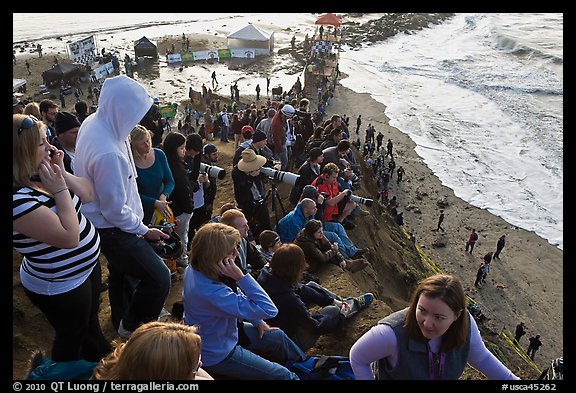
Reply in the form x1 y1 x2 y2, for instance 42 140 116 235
257 267 344 338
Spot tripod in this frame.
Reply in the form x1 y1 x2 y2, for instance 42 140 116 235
262 177 286 227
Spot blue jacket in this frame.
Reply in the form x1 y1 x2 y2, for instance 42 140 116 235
276 202 309 243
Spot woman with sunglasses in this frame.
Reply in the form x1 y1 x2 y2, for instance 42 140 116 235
12 114 111 363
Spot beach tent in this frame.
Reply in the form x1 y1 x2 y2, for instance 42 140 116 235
134 36 158 58
227 24 274 53
41 63 81 86
315 13 342 27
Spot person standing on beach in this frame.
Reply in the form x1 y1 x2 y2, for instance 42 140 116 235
355 115 362 135
376 131 384 151
527 335 542 361
437 210 445 232
25 60 31 75
266 77 271 96
494 235 506 259
211 71 218 88
396 166 405 184
514 322 526 345
255 84 261 101
465 229 478 254
386 138 394 159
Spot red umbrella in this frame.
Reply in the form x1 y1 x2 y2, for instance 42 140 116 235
315 13 342 27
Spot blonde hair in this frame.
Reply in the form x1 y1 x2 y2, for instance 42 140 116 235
190 223 241 281
92 321 202 380
129 124 152 157
23 102 41 118
13 114 43 188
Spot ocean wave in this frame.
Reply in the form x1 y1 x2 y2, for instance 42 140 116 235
494 33 563 65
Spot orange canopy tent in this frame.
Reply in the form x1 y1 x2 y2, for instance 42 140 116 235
315 13 342 27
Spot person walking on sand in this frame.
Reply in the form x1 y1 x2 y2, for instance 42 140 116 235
465 229 478 254
211 71 218 88
355 115 362 135
437 210 445 232
25 60 31 75
396 166 405 184
527 335 542 361
386 138 394 159
494 234 506 259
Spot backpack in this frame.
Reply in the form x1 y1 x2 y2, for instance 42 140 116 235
288 355 355 380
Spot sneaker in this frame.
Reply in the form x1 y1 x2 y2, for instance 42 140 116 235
355 293 374 308
352 248 369 259
345 258 368 273
118 320 133 340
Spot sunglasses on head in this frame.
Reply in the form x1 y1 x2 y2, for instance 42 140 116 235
18 115 39 135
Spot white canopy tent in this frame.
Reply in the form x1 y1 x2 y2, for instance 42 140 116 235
13 78 27 93
227 24 274 54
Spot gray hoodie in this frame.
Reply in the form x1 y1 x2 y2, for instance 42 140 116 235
75 75 153 235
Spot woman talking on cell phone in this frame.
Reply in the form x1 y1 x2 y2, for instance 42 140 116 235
12 114 111 363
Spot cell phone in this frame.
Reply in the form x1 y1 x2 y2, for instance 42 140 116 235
30 174 41 182
49 149 55 158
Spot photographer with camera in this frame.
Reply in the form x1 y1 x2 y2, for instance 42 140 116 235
312 162 357 230
232 149 272 238
200 144 219 221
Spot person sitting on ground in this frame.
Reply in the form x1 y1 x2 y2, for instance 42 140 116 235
258 229 282 263
349 274 519 380
294 219 367 274
257 243 374 352
312 162 357 229
92 321 213 380
277 195 368 260
182 223 306 380
220 208 266 279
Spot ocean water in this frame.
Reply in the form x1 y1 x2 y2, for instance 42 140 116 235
13 13 563 249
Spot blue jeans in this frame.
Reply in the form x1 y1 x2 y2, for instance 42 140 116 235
323 221 357 258
204 322 305 380
273 146 288 171
220 125 229 141
97 228 171 332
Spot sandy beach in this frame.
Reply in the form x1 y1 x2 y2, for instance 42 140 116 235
13 30 562 379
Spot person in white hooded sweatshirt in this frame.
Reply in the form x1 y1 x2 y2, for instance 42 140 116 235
75 75 171 339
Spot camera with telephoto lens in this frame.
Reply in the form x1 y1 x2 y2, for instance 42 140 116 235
199 162 226 180
259 166 300 186
350 194 374 207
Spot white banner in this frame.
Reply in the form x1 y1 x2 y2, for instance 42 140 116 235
67 36 96 61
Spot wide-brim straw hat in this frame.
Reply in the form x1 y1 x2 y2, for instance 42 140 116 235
237 149 266 172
